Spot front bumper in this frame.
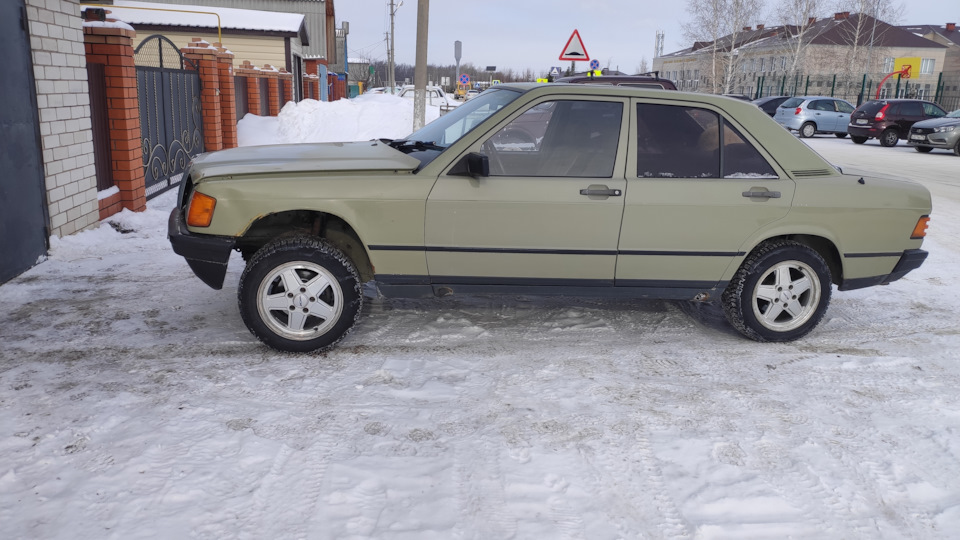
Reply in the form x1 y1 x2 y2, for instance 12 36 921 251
906 129 960 150
168 208 236 290
839 249 928 291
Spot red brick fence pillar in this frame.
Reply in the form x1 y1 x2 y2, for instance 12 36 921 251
83 20 146 216
182 39 223 152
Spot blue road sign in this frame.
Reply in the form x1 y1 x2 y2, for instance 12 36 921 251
459 74 470 85
590 59 600 70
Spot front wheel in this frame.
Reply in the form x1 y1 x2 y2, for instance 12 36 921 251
238 235 362 353
723 240 832 342
835 133 848 138
879 128 899 147
799 122 816 138
914 145 933 153
851 135 868 144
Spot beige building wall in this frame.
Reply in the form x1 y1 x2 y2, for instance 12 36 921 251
26 0 100 238
132 31 290 70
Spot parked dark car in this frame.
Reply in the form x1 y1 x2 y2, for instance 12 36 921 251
555 73 677 90
753 95 791 117
907 109 960 155
847 99 947 147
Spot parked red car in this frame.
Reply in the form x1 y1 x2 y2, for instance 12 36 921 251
847 99 947 147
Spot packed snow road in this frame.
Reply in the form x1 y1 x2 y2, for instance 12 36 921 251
1 130 959 538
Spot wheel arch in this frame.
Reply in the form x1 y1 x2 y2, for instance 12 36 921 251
742 234 843 286
237 210 375 282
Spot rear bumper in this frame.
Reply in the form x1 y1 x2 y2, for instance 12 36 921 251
168 208 236 290
846 124 882 138
839 249 928 291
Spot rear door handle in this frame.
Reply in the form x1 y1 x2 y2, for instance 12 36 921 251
742 190 781 199
580 187 622 197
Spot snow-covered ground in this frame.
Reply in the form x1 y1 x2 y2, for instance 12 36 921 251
2 97 960 539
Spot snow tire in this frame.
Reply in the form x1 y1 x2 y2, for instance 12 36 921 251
722 240 831 342
238 235 362 353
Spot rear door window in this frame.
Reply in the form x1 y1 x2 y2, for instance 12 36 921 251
635 103 776 179
900 102 923 116
835 100 854 113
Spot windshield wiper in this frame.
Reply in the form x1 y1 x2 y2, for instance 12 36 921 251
387 139 445 153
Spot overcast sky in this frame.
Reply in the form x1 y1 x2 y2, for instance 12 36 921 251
334 0 959 76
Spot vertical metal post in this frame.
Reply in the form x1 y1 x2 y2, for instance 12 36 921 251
830 74 836 97
804 75 810 95
895 74 901 98
934 72 944 104
780 75 786 96
388 0 398 94
412 0 429 131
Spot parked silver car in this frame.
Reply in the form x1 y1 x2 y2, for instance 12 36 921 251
774 96 855 138
906 109 960 155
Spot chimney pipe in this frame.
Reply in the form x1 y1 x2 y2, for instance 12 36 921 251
757 24 765 30
808 17 816 25
834 12 849 21
743 26 751 32
947 22 956 31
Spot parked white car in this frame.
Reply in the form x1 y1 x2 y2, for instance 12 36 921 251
397 85 455 106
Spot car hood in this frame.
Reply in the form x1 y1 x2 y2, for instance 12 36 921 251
188 141 421 182
911 117 960 129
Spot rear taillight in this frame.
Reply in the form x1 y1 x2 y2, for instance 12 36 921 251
875 104 889 121
795 107 802 115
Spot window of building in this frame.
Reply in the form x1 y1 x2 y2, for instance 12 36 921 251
883 57 895 73
920 58 935 74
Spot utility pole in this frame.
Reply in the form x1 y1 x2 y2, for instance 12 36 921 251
412 0 429 131
388 0 402 94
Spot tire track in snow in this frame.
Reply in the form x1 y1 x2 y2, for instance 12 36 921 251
452 437 517 539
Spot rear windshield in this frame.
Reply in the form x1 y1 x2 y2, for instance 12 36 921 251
857 101 886 115
780 97 804 108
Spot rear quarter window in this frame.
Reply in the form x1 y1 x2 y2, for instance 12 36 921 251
780 97 804 109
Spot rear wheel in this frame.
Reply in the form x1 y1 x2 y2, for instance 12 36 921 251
879 128 899 147
834 133 848 138
914 145 933 153
799 122 816 138
238 235 362 353
723 240 831 342
851 135 868 144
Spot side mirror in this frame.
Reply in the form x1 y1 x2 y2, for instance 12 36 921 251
449 152 489 178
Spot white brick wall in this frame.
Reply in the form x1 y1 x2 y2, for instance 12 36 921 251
26 0 98 238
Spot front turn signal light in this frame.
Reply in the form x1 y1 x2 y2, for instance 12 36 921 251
187 192 217 227
910 215 930 239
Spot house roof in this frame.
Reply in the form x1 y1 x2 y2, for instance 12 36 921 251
901 24 960 47
661 12 944 58
85 0 308 42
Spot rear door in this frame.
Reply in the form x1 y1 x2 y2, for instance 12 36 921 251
897 101 924 135
617 100 795 290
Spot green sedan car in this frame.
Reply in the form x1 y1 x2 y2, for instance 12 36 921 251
169 84 932 352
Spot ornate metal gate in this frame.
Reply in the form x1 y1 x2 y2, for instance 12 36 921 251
135 35 202 199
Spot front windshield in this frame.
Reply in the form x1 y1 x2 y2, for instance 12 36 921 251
404 88 522 148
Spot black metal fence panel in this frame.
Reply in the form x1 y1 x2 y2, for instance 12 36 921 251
135 35 203 199
86 62 113 192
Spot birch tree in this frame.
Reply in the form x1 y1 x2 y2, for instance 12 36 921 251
774 0 828 77
684 0 764 94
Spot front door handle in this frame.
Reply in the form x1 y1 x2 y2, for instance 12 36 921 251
742 190 781 199
580 187 622 197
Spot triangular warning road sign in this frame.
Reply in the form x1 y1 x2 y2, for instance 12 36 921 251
559 29 590 61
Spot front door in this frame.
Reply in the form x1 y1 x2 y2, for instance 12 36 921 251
425 98 627 288
1 0 49 283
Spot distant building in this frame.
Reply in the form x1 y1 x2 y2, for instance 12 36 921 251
655 12 948 103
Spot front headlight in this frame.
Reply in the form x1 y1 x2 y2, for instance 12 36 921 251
934 125 956 133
